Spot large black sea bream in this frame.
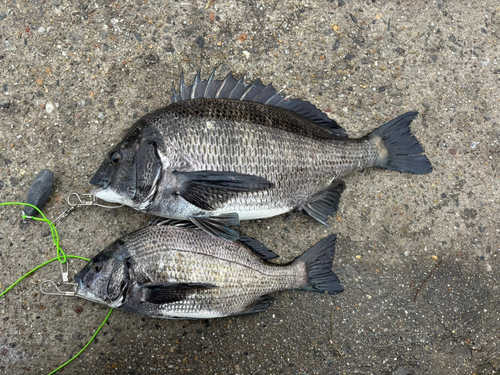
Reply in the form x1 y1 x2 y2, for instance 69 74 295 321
90 70 432 240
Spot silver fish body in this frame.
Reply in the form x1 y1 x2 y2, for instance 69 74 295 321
73 225 343 319
91 70 432 240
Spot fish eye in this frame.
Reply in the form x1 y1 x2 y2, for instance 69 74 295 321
92 261 103 273
109 150 123 164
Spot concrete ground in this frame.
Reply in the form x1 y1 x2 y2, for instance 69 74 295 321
1 0 499 374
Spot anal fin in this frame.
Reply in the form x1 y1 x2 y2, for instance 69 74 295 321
301 180 345 226
242 296 275 315
190 212 240 241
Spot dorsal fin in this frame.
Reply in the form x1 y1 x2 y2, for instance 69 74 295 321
171 69 346 137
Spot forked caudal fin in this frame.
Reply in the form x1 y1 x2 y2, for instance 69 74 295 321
370 112 432 175
294 234 343 295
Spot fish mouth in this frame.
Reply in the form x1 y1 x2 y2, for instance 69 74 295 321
75 288 105 304
73 273 96 302
90 186 106 196
73 273 93 301
74 280 106 304
90 174 110 189
91 187 126 204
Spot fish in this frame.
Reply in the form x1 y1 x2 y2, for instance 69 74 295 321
73 223 343 319
90 69 432 240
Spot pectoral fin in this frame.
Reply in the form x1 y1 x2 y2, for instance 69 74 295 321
174 170 273 211
190 213 240 241
140 282 217 305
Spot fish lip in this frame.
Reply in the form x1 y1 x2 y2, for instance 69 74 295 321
73 274 94 301
75 288 102 304
91 186 128 205
90 175 110 188
90 187 105 196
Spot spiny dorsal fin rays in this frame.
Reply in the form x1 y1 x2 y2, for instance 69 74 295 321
240 78 264 101
173 69 283 105
204 69 217 99
180 71 191 101
171 83 180 103
190 69 201 100
215 71 239 99
170 69 347 137
254 84 277 104
228 76 249 100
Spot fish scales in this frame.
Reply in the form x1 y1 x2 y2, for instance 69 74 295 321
90 71 431 239
151 100 374 212
74 225 343 319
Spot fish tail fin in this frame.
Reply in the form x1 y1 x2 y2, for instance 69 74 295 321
294 234 343 295
369 111 432 175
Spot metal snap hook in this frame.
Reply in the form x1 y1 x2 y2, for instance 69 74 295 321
51 206 76 227
40 280 77 297
52 192 123 228
67 192 124 209
67 192 88 207
40 259 79 296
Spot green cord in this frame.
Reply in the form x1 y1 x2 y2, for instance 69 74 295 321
0 201 113 375
48 308 114 375
0 202 67 263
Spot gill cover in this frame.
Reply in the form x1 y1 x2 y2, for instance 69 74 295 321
135 141 162 207
105 259 130 304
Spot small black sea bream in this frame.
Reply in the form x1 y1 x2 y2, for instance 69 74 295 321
90 70 432 240
73 224 343 319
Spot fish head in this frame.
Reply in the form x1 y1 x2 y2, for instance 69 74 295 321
90 120 162 210
74 240 131 308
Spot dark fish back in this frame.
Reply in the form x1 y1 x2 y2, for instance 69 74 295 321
148 98 339 141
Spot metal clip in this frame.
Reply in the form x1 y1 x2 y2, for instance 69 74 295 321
40 280 77 297
67 192 124 209
51 206 76 228
40 260 78 297
67 192 95 207
60 261 69 283
52 193 123 227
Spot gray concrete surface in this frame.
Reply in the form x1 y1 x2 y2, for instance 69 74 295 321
1 0 499 374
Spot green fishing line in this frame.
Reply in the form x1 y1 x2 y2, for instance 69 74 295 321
0 202 66 263
48 308 114 375
0 201 113 375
